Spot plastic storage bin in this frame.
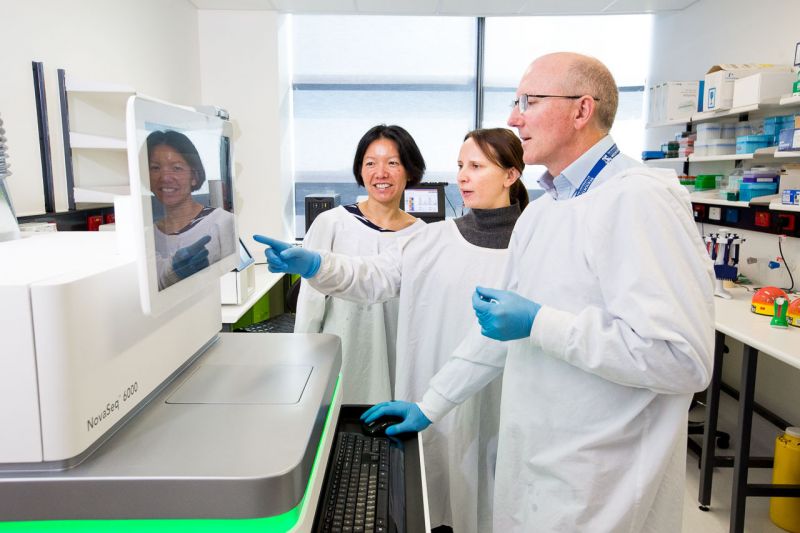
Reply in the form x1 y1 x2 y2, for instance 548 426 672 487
739 182 778 201
695 139 736 156
770 427 800 533
743 167 780 183
736 134 773 154
694 174 719 190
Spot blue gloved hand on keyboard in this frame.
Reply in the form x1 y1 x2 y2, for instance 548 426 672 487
361 401 432 436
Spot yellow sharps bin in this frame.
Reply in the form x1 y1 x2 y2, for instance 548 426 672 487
770 427 800 532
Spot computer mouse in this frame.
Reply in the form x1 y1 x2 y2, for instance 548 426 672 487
361 415 405 437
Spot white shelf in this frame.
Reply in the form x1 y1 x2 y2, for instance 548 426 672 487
643 157 686 165
70 132 126 150
691 99 783 123
73 186 130 203
690 190 749 207
646 119 689 128
770 200 800 212
689 153 753 162
774 150 800 159
65 79 135 94
779 94 800 107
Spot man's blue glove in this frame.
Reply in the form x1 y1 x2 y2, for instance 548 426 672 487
361 401 432 437
252 235 321 278
172 235 211 279
472 286 541 341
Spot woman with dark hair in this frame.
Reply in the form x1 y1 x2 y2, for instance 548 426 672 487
256 127 527 532
147 130 235 289
294 124 427 404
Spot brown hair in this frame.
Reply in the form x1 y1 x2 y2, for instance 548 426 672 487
464 128 528 210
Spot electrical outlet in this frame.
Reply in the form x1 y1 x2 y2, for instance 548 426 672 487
754 211 771 228
777 213 796 232
709 206 722 221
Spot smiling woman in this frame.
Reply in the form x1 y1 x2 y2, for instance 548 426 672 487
293 124 428 406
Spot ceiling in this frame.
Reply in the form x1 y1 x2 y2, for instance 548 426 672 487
188 0 700 16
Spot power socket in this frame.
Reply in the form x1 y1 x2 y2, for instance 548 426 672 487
708 206 722 221
777 213 796 232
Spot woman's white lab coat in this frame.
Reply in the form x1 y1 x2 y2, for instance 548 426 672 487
295 206 425 405
310 219 510 532
420 168 715 532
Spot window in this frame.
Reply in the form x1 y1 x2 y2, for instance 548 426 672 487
483 15 653 186
292 16 476 235
291 14 653 235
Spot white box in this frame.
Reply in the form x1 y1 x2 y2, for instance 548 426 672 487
779 165 800 195
704 64 794 112
732 71 798 108
660 81 699 122
220 262 256 305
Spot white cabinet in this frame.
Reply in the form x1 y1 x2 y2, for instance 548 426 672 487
58 70 134 207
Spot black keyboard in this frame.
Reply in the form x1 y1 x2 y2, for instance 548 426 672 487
317 432 404 533
238 313 295 333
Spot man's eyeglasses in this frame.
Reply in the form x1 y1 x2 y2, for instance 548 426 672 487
510 94 600 113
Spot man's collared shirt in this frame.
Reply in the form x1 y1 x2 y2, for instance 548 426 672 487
537 135 640 201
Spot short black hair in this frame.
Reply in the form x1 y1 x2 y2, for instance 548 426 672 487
352 124 425 187
146 130 206 191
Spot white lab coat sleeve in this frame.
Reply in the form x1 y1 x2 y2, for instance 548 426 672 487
528 177 715 395
308 237 406 305
294 215 335 334
418 252 517 423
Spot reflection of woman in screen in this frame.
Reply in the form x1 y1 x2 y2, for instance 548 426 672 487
147 130 235 290
294 124 427 405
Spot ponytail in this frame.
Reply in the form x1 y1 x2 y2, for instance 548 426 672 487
510 179 529 211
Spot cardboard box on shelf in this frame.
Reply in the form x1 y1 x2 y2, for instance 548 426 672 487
704 64 794 112
732 71 798 108
648 81 700 123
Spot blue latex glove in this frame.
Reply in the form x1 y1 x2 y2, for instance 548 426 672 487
252 235 321 278
361 401 432 436
172 235 211 279
472 286 541 341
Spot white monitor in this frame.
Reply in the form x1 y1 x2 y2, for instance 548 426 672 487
126 95 238 315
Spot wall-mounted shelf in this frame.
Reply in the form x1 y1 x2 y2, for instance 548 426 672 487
73 186 130 203
779 94 800 107
769 199 800 213
69 132 126 150
646 118 689 128
64 80 135 94
59 70 134 211
690 190 750 207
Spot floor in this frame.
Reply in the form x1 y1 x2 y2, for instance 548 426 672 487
682 392 787 533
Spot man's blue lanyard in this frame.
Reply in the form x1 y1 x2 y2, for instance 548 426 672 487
571 144 619 198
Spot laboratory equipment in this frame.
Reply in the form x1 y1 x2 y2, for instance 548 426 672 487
704 230 744 298
0 113 20 242
0 97 344 529
771 296 790 328
751 286 790 315
788 298 800 327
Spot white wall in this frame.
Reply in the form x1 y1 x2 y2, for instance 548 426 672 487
0 0 202 216
649 0 800 425
197 10 294 254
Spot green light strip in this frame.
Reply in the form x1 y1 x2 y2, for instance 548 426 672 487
0 376 341 532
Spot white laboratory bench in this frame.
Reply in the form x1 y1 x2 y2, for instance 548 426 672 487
221 264 285 329
696 286 800 532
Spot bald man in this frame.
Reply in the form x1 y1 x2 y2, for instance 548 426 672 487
363 53 715 531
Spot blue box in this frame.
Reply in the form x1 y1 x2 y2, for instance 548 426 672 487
739 182 778 201
736 134 773 154
778 128 800 151
783 189 800 205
